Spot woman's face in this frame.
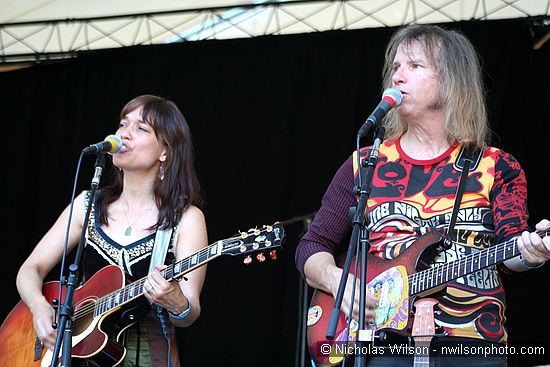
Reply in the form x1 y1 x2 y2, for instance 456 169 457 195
390 40 441 120
112 107 166 174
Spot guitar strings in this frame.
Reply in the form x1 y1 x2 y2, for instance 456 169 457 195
69 227 540 325
407 229 549 292
70 228 278 323
408 238 513 289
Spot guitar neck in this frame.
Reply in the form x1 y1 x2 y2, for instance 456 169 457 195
93 241 224 316
92 223 284 317
413 343 430 367
409 229 549 296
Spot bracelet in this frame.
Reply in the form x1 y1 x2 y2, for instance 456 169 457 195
519 255 545 270
168 302 192 319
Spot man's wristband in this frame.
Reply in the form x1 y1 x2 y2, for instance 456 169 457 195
168 302 192 319
520 255 545 270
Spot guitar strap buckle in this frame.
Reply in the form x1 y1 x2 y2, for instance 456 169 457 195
442 236 453 250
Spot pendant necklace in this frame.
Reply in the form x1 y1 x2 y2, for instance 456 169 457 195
123 203 152 236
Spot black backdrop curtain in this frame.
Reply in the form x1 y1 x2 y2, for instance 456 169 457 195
1 18 549 366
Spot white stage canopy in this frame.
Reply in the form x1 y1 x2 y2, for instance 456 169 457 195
1 0 549 64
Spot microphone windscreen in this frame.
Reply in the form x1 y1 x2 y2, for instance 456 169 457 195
382 88 403 107
105 135 123 154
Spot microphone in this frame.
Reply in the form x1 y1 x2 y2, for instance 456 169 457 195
82 135 123 155
357 88 403 137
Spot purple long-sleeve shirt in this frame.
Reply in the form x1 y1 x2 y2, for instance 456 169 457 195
295 155 356 276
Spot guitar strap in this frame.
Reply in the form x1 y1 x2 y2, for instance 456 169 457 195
443 145 483 248
149 224 179 367
148 227 174 273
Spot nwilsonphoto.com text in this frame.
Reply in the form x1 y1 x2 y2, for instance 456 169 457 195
315 342 546 358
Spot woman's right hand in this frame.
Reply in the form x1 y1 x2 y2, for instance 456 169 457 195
31 298 57 350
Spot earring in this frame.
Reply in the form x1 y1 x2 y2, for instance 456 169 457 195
159 162 165 181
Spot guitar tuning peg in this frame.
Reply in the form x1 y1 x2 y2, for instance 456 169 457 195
256 252 266 263
269 250 278 260
243 256 252 265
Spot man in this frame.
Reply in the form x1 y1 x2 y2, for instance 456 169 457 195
296 25 550 367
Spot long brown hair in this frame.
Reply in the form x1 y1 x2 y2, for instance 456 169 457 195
98 95 202 230
382 25 489 148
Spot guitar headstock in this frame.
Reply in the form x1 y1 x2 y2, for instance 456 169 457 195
220 223 285 263
411 298 439 342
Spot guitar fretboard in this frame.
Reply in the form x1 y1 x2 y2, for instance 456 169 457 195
409 229 549 295
93 241 223 317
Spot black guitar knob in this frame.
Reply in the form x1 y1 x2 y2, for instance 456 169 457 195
51 299 59 329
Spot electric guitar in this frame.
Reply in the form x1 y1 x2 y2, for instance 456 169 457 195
0 223 284 367
307 229 549 367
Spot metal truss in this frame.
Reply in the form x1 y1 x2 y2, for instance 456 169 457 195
1 0 549 64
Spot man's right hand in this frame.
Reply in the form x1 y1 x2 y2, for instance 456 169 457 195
330 268 378 322
304 252 378 323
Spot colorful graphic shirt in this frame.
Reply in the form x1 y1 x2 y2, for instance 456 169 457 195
296 137 529 343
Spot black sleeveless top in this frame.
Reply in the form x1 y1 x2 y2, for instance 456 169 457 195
80 192 182 367
81 192 157 281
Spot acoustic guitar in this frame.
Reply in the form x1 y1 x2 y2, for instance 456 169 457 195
411 298 438 367
0 223 284 367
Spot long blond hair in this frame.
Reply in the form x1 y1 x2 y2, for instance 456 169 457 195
382 25 489 148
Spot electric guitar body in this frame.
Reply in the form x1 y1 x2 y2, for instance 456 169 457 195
307 231 443 367
307 227 543 366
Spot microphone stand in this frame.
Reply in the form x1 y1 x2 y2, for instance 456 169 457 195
281 211 317 367
325 125 386 367
51 153 106 367
296 214 315 367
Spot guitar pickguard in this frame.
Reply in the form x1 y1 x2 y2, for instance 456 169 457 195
367 265 409 331
306 231 443 367
325 266 410 366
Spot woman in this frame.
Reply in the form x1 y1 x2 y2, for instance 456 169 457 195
16 95 207 366
297 25 550 366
